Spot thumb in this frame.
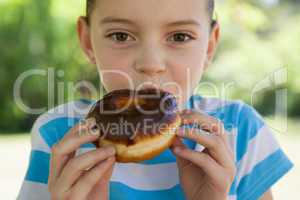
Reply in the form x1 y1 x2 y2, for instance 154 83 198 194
170 136 191 169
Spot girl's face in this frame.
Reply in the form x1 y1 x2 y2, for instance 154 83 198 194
77 0 219 109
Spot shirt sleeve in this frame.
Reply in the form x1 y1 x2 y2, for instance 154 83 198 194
233 103 293 200
17 101 90 200
17 115 52 200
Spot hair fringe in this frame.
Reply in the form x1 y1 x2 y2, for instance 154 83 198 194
86 0 215 24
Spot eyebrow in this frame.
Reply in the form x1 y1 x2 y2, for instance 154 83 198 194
100 17 137 26
166 19 201 27
100 16 201 27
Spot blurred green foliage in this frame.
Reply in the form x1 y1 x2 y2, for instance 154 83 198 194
0 0 299 132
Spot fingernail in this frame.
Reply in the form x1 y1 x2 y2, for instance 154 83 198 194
212 125 218 133
106 146 116 155
197 129 210 136
176 128 185 136
173 147 182 154
107 156 115 162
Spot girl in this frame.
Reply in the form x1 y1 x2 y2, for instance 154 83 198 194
18 0 293 199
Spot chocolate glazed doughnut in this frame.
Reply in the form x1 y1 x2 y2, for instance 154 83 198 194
86 88 181 163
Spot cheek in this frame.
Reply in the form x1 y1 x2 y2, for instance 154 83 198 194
167 44 207 93
92 41 137 91
95 46 133 71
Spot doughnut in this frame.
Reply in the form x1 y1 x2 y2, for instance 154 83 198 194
86 88 181 163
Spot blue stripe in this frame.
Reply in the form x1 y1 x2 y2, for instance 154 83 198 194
237 149 293 200
207 102 241 132
79 99 95 105
229 176 238 195
205 100 266 162
235 104 265 161
39 117 80 147
185 95 196 109
24 150 186 198
39 117 94 149
139 150 176 164
189 95 243 132
110 182 185 199
25 150 50 184
189 95 203 109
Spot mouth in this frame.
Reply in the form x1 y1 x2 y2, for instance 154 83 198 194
137 83 158 90
134 83 178 97
137 85 170 94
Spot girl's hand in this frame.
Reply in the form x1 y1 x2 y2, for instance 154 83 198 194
48 118 116 200
171 110 236 200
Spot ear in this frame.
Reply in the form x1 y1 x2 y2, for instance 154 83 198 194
77 16 96 65
204 21 220 70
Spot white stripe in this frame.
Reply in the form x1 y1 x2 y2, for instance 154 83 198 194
17 180 237 200
228 195 237 200
236 125 279 185
77 148 179 191
111 162 179 190
192 97 242 114
76 147 179 191
228 128 238 160
76 128 238 192
33 101 92 131
194 128 237 160
17 181 50 200
31 128 51 153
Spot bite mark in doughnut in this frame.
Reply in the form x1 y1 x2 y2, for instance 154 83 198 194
86 88 181 163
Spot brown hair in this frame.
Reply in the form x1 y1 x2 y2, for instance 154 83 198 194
86 0 215 27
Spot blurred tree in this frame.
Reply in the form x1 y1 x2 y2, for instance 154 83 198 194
0 0 97 132
0 0 299 132
203 0 300 116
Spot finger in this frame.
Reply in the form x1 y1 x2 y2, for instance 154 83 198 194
88 161 115 199
49 118 100 184
48 151 75 190
176 127 233 168
170 136 186 149
70 157 116 200
180 109 226 137
56 146 116 190
170 136 191 167
173 146 222 181
180 109 232 158
53 117 100 155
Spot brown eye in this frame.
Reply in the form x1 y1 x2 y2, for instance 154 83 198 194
107 32 134 42
168 33 194 43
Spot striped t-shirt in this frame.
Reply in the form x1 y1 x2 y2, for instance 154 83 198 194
18 95 293 200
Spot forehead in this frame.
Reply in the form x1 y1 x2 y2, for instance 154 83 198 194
92 0 209 26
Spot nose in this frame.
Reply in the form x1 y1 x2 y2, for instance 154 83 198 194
134 44 166 75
